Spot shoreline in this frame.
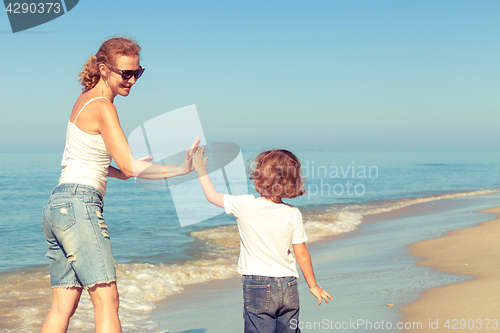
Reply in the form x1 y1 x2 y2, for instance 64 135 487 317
151 195 500 332
399 206 500 332
2 194 499 332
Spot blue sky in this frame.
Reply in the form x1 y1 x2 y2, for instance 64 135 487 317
1 0 499 152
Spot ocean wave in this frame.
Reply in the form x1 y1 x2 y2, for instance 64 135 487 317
188 189 500 247
0 260 238 333
303 211 364 242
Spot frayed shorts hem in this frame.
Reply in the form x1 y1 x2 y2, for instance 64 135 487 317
51 277 117 290
51 283 83 290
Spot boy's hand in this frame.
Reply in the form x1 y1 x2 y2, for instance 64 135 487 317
193 147 209 176
309 285 332 306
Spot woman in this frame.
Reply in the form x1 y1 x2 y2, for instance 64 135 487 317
41 37 199 333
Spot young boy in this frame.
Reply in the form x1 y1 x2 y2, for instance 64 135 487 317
193 148 331 333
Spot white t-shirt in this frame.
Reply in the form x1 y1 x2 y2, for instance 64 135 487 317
223 194 308 277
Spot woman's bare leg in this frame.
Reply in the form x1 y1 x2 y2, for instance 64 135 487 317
41 286 83 333
88 282 122 333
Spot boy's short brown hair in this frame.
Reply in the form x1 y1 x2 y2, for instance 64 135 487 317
249 150 306 199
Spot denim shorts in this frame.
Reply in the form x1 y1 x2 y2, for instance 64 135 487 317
242 275 301 333
41 183 116 289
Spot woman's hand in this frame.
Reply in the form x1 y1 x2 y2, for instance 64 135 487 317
178 137 202 176
193 147 209 176
179 148 195 175
190 137 201 150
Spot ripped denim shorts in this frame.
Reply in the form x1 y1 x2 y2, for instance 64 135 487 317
42 183 116 289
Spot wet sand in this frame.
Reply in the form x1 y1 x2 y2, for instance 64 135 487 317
400 206 500 332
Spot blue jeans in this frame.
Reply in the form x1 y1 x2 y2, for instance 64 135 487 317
42 183 116 289
243 275 301 333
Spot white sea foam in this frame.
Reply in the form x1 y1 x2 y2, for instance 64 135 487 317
303 211 364 242
190 225 240 250
361 189 500 216
0 260 237 332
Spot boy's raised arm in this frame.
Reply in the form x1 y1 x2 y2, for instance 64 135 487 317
193 147 225 209
293 242 332 306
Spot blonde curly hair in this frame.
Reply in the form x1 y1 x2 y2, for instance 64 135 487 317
248 150 306 200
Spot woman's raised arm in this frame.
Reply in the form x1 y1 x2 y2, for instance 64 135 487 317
98 101 200 179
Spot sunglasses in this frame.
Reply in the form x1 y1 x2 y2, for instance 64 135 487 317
105 63 145 81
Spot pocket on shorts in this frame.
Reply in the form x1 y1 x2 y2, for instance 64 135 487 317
245 284 270 314
288 278 300 308
49 202 76 231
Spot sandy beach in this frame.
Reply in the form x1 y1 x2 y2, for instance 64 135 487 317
400 206 500 332
151 195 500 333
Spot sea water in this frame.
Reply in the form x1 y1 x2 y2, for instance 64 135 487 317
1 151 500 332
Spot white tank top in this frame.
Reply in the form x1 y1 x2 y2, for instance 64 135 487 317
59 97 112 196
